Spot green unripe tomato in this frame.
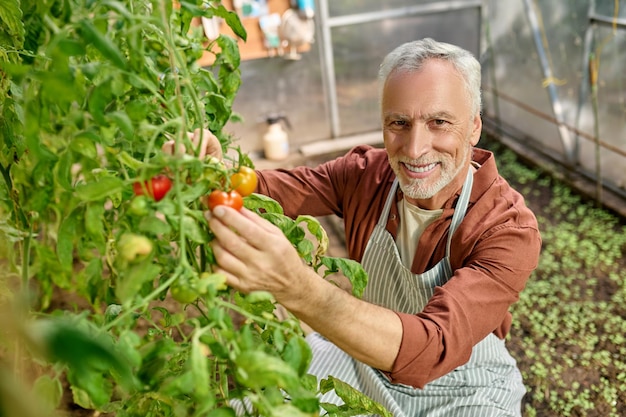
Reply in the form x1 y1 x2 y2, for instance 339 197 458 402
128 195 150 216
170 279 198 304
117 233 153 263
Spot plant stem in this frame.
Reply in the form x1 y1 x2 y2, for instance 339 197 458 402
103 269 182 331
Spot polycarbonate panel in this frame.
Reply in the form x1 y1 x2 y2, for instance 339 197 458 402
577 25 626 188
595 0 626 18
483 0 584 156
332 8 481 137
224 49 330 156
483 0 626 191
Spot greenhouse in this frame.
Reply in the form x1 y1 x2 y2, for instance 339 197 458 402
1 1 625 416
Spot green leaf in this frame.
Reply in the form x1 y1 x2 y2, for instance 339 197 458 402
104 304 123 324
69 375 111 410
282 336 312 377
212 5 246 41
216 34 241 68
32 374 63 412
107 110 134 140
138 214 171 235
88 81 113 125
234 291 275 317
234 350 300 390
150 306 172 327
181 214 208 244
57 37 86 56
206 408 237 417
56 150 74 191
320 257 369 298
75 176 125 202
125 99 151 123
219 69 241 101
0 0 25 48
57 207 82 268
85 202 106 244
33 244 71 305
296 215 329 257
70 132 99 159
116 262 161 304
27 317 136 400
320 376 393 417
116 330 143 369
268 403 314 417
78 19 127 69
82 257 105 301
116 150 144 171
244 193 284 215
190 333 210 399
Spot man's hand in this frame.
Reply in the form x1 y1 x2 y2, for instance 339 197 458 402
208 206 308 302
162 128 223 160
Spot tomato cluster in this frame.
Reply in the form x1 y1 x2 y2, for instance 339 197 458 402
127 161 258 305
204 165 257 211
131 165 257 211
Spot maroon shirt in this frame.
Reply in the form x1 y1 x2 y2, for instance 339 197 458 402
256 145 541 388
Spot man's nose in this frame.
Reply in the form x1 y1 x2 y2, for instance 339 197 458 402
404 125 433 159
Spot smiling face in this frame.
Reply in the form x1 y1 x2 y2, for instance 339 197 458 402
382 58 482 210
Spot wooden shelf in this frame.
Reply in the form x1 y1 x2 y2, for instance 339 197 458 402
194 0 312 66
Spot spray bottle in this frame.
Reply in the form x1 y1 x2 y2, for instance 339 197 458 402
263 114 291 161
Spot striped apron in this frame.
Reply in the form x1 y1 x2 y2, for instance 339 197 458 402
306 170 526 416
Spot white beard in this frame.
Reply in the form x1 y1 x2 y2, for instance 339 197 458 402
392 144 470 200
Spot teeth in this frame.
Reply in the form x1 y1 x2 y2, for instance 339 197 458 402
405 162 437 173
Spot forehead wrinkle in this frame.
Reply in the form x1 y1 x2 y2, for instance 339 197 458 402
383 110 456 122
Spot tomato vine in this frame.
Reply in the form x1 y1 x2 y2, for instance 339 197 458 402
0 1 380 416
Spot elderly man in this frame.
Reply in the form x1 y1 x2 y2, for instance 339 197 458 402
207 38 541 417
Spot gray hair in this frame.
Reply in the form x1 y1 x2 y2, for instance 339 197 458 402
378 38 482 116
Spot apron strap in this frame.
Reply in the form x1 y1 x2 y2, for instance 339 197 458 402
445 169 474 258
377 179 398 227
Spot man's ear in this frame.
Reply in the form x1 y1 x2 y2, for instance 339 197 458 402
470 114 482 146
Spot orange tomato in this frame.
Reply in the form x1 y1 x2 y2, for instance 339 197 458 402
230 166 257 197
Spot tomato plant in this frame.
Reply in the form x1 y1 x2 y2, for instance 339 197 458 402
230 166 258 196
206 189 244 211
133 175 172 201
0 1 377 416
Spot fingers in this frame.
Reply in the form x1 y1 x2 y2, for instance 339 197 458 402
190 128 223 160
209 208 267 293
209 207 277 251
161 128 223 160
239 208 282 234
208 207 304 298
161 140 186 156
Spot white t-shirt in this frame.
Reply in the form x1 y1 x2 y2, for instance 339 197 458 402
396 199 443 269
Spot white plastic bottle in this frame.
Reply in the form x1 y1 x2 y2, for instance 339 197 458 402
263 115 290 161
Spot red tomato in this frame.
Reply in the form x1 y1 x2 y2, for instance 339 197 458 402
230 166 257 197
205 190 243 211
133 175 172 202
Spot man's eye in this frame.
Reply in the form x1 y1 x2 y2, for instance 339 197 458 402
433 119 447 125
